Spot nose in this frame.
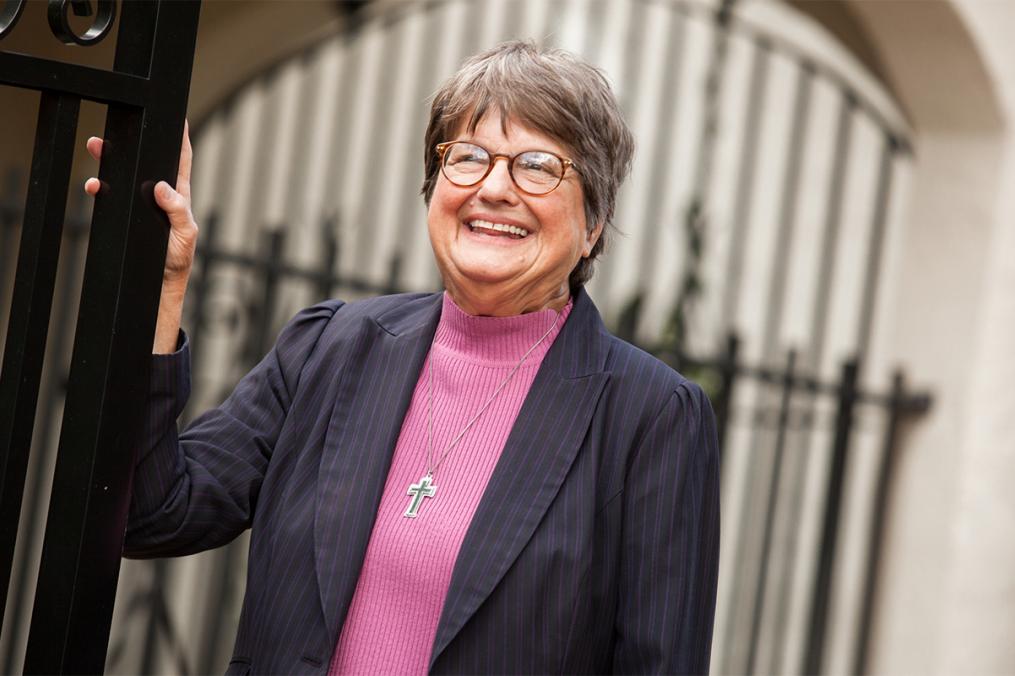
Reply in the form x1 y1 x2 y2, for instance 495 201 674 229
475 157 519 204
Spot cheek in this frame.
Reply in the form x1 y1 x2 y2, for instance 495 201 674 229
430 179 471 222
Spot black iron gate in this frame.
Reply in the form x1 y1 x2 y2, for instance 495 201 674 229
0 1 201 672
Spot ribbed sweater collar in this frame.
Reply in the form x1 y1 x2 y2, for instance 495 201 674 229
432 292 573 366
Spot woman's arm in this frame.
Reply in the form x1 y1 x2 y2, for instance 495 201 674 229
613 382 721 675
123 301 342 558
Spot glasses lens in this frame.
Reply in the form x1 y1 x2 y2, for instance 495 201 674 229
512 151 564 194
442 143 490 186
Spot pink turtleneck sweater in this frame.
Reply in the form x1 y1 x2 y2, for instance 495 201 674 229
328 293 572 674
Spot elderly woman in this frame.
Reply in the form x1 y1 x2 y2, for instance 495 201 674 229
90 41 719 674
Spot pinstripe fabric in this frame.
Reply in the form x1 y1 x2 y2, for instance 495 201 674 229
125 289 720 675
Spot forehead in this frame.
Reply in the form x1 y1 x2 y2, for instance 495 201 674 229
452 112 570 156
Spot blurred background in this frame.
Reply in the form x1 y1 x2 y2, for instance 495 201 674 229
2 0 1014 673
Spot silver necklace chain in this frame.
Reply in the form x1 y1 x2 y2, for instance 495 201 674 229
425 309 562 480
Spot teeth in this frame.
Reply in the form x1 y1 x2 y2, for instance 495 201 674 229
469 219 529 237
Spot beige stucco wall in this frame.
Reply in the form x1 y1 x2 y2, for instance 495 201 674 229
841 1 1015 674
936 1 1015 672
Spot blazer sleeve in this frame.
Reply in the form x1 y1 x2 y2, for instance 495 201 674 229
123 301 341 558
612 381 721 675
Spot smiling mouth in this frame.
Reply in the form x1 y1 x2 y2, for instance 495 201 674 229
467 219 530 239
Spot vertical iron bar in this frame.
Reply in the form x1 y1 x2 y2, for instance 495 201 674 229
855 135 897 358
0 92 80 626
852 371 907 676
717 38 769 330
803 358 860 675
714 332 739 457
385 252 403 295
692 0 737 199
316 217 338 301
1 209 88 675
807 92 854 366
255 229 285 360
139 559 169 673
0 169 22 332
752 62 813 675
23 1 202 671
716 40 776 676
759 63 812 359
282 50 323 234
745 349 796 675
615 293 644 345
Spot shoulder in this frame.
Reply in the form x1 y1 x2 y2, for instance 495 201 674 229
600 335 718 471
289 292 440 336
602 333 697 404
272 291 437 364
264 292 439 397
563 290 707 426
324 291 438 323
595 330 715 450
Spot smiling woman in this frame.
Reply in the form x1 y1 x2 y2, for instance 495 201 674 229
428 115 597 316
110 40 721 674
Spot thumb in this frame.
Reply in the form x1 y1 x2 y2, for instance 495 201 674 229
154 181 190 225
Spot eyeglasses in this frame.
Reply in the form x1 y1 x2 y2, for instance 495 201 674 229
436 141 577 196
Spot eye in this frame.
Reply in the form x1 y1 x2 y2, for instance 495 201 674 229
447 143 489 166
516 151 561 176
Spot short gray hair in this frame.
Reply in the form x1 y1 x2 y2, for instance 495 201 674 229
422 40 635 291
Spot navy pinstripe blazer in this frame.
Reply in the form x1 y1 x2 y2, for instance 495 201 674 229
125 288 720 675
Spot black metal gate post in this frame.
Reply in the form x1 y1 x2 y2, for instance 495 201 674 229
0 92 80 626
0 1 202 672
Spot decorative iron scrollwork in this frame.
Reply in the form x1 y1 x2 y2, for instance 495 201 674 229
47 0 116 46
0 0 26 40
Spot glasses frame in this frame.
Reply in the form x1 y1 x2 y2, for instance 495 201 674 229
435 140 577 196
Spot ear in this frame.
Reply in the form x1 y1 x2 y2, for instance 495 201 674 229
583 222 604 258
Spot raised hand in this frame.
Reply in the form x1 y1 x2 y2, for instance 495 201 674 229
85 121 198 285
84 121 198 353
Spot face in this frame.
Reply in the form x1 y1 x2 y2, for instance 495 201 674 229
427 114 602 316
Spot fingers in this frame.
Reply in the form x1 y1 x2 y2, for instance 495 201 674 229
86 136 103 161
84 137 103 195
83 122 193 201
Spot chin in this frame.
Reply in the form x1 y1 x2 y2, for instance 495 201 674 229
447 255 523 285
456 269 520 289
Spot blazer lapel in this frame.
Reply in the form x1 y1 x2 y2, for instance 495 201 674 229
430 290 612 667
314 294 442 640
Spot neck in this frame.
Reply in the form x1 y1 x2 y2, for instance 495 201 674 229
434 292 571 365
443 284 570 317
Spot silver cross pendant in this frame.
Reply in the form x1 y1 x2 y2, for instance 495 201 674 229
404 474 437 518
